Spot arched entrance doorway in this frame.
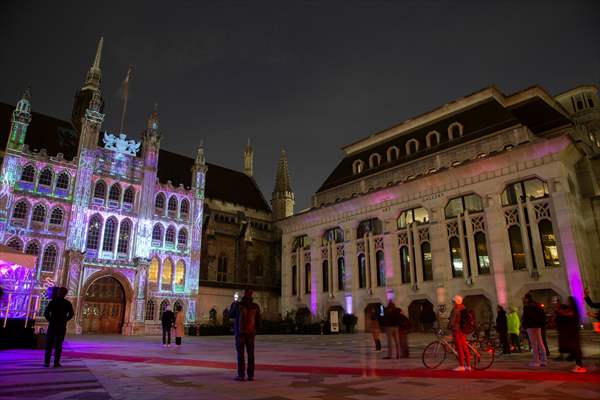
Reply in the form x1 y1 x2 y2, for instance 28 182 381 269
408 299 435 332
82 276 125 334
463 294 493 331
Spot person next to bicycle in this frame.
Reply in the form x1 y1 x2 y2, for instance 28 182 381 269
448 295 471 371
495 305 510 355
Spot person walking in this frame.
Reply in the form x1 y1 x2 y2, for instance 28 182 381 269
507 306 522 353
555 297 586 373
496 305 510 355
398 308 411 358
229 289 261 381
449 295 472 371
383 300 401 359
161 305 175 347
44 287 74 367
173 304 185 346
522 294 547 367
368 305 382 352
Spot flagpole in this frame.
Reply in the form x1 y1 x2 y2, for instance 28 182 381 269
119 65 133 134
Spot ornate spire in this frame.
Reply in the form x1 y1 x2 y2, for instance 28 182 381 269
15 85 32 116
244 138 254 177
93 36 103 70
274 149 292 194
195 140 205 165
147 103 159 131
84 37 103 90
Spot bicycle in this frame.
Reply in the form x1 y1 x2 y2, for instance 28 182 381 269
422 329 495 370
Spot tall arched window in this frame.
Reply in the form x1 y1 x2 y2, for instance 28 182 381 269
49 208 63 225
397 207 429 229
305 263 311 293
31 204 46 223
168 196 178 217
400 246 410 283
161 258 173 291
369 153 381 169
376 250 386 287
474 232 490 274
217 254 228 282
148 257 159 287
123 187 135 205
108 183 121 202
152 224 163 244
421 242 433 281
291 265 297 295
12 200 28 220
145 300 155 320
159 299 170 316
41 244 57 272
165 226 176 244
449 236 463 277
387 146 400 162
117 219 131 254
426 131 441 148
322 260 329 292
93 181 106 202
405 139 419 155
56 172 70 190
155 193 166 213
6 237 23 251
358 254 366 289
38 168 53 187
352 160 364 175
538 219 559 266
177 228 188 248
175 260 185 289
86 215 102 250
448 122 463 140
21 164 35 182
337 257 345 290
508 225 526 270
180 199 190 220
102 217 117 252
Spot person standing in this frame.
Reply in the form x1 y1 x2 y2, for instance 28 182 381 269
449 295 471 371
555 297 586 373
161 305 175 347
397 308 411 358
383 300 400 359
229 289 261 381
368 305 382 352
44 287 74 367
522 294 547 367
173 304 185 346
495 305 510 355
507 306 522 353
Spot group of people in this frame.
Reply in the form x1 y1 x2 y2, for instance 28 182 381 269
368 301 411 359
160 304 185 347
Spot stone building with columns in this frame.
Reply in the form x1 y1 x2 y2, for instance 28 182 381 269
278 84 600 331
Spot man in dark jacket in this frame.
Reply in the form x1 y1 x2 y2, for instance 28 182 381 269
382 300 400 359
229 289 261 381
496 305 509 354
44 287 74 367
522 294 547 367
161 305 175 347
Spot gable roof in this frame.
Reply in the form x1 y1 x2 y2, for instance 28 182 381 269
0 102 271 212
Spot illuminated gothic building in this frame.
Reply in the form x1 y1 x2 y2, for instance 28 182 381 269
0 39 291 334
278 84 600 331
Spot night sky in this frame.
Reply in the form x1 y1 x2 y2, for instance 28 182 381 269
1 1 599 210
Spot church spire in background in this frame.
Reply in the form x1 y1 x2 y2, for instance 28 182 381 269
72 37 105 132
244 138 254 177
271 149 294 220
84 37 103 90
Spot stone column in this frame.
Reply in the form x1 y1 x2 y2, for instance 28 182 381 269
526 199 544 273
407 224 416 287
464 210 478 279
344 225 357 292
517 198 534 274
484 195 509 307
368 233 376 290
413 223 424 285
457 214 469 279
383 227 397 288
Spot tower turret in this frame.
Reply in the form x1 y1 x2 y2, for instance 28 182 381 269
72 37 105 133
272 149 294 220
7 86 32 151
190 141 207 295
244 139 254 177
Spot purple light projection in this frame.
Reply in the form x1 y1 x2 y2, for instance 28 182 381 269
0 261 37 321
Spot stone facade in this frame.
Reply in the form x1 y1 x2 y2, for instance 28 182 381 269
278 84 600 331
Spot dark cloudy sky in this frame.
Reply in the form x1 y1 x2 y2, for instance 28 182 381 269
1 1 599 210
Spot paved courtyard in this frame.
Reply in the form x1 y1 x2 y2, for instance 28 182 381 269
0 331 599 400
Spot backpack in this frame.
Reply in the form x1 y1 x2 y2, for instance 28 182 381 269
460 309 476 334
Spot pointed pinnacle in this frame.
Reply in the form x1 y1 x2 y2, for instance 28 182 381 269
23 85 31 101
93 37 104 70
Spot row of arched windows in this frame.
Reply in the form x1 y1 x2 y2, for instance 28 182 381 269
154 193 190 220
20 164 71 191
152 224 188 248
12 200 64 227
5 238 58 273
292 258 346 296
93 181 135 208
352 123 464 174
148 257 186 292
85 215 132 255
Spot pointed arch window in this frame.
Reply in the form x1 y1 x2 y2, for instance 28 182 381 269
387 146 400 162
165 225 176 244
217 254 228 282
161 258 173 291
56 172 70 190
400 246 411 283
155 193 165 214
449 236 463 278
86 215 102 250
421 242 433 281
358 253 366 289
32 204 46 223
168 196 178 217
305 263 311 293
123 187 135 205
376 250 386 287
12 200 29 220
405 139 419 155
102 217 117 252
6 237 23 251
291 265 297 295
25 241 40 257
21 164 35 182
108 184 121 203
117 219 132 254
145 300 155 321
41 244 57 272
538 219 559 267
426 131 441 148
180 199 190 220
177 228 188 248
175 260 185 290
148 257 159 288
369 153 381 169
508 225 526 270
474 232 490 274
49 207 64 226
352 160 364 175
152 224 163 246
93 181 106 203
337 257 345 290
322 260 329 292
38 168 53 187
